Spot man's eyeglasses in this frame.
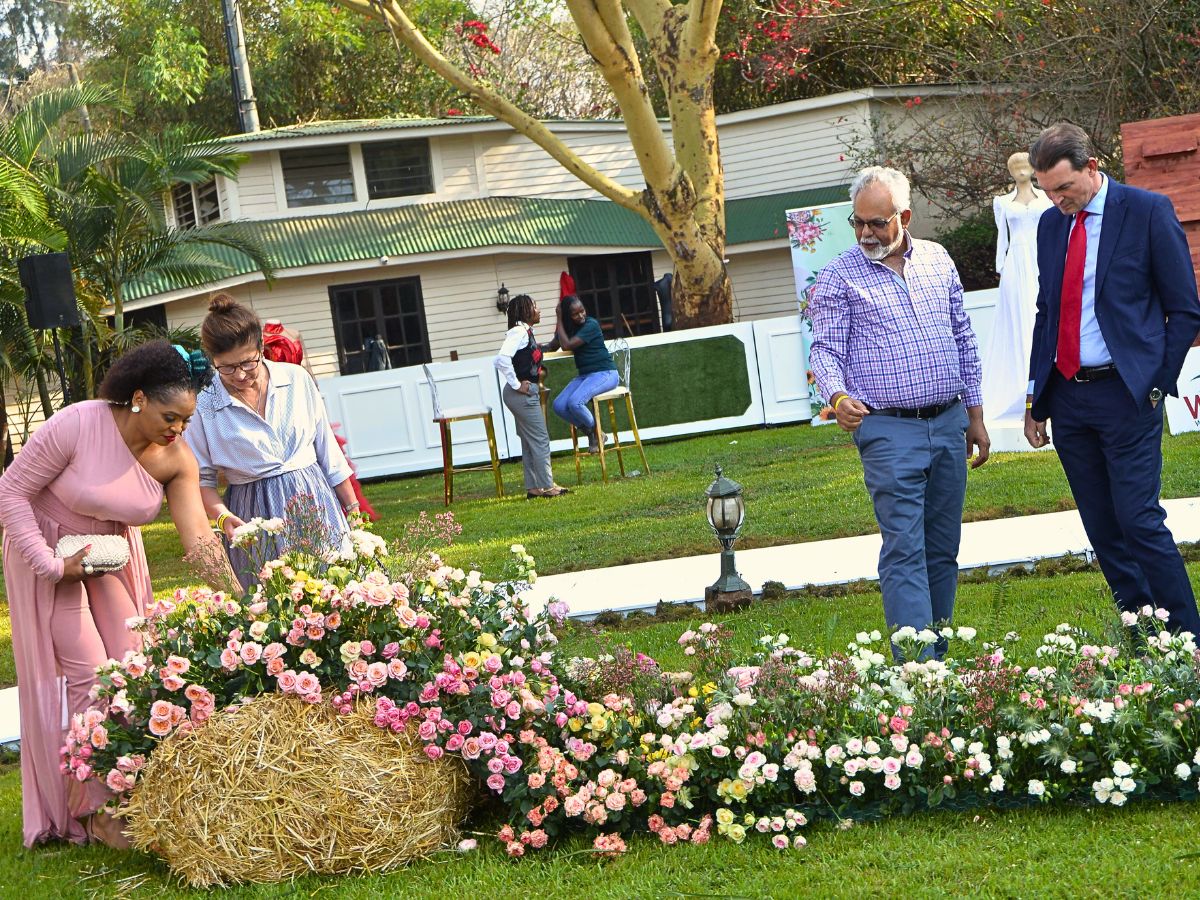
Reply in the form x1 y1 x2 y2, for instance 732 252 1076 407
847 211 901 232
215 355 262 376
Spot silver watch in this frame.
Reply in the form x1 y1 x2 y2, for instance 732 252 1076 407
1150 387 1164 403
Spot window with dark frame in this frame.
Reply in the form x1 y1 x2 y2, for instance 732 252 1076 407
281 146 355 207
171 179 221 227
328 277 432 375
362 138 434 199
566 251 661 338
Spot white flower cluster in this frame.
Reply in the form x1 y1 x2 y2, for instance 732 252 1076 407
230 516 284 548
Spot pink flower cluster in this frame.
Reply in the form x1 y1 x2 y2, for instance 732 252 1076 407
284 603 342 647
647 813 713 846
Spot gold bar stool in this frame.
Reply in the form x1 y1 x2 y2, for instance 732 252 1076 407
423 364 504 505
569 385 650 483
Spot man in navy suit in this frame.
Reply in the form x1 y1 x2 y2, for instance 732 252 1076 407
1024 122 1200 634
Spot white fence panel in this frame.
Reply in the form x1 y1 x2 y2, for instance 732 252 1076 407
751 317 811 425
317 296 1002 481
320 358 510 480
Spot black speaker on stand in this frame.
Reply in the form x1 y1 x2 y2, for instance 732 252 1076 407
18 251 81 409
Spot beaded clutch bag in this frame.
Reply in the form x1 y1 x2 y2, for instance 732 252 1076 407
54 534 131 573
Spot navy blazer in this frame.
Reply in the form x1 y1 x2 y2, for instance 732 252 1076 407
1028 178 1200 421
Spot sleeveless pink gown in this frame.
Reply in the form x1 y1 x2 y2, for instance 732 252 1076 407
0 401 161 846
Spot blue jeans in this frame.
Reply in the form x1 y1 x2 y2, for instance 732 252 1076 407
853 402 968 660
552 370 620 434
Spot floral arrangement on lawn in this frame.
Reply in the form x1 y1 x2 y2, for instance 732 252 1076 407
62 507 1200 860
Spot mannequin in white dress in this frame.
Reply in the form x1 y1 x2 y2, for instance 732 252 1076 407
981 152 1053 423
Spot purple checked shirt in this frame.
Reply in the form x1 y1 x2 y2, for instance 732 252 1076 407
809 235 983 409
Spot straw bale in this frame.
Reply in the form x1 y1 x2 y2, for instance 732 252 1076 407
121 693 472 887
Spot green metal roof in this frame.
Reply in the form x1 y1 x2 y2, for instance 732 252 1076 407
127 185 849 301
218 116 628 144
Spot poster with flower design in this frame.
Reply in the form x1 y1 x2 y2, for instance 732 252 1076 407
786 202 856 424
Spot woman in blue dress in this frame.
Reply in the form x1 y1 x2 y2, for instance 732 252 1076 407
186 294 357 585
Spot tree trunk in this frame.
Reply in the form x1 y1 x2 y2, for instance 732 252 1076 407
337 0 735 326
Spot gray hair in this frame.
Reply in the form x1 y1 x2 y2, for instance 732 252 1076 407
849 166 911 213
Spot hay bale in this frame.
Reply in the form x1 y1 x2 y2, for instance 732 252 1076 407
121 693 472 887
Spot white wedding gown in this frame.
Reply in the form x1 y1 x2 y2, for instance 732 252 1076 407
982 190 1053 422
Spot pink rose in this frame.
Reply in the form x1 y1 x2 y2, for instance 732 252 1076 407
387 660 408 681
266 657 285 676
105 768 131 792
148 716 172 737
165 655 191 675
220 648 239 671
462 737 482 760
90 726 109 749
486 773 506 792
295 672 320 696
262 642 286 661
240 642 263 665
160 673 185 692
446 734 465 752
277 670 298 692
366 662 388 687
150 700 172 719
418 720 437 741
425 744 445 760
604 792 626 811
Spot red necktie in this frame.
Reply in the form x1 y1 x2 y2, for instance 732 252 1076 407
1056 210 1089 380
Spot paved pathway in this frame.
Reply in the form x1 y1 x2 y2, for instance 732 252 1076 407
5 498 1199 747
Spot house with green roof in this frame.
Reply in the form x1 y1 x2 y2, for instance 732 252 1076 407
138 87 937 378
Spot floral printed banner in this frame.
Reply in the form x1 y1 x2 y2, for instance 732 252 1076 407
786 202 856 424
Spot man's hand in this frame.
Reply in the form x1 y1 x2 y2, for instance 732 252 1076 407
1024 409 1049 448
832 393 869 432
517 380 532 395
965 406 990 469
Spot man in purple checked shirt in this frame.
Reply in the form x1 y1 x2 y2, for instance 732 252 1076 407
809 166 990 660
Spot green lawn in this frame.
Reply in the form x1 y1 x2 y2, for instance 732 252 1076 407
4 565 1200 896
2 424 1200 895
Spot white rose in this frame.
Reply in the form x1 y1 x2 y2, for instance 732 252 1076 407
1079 722 1094 735
249 620 269 640
1112 760 1133 778
1175 763 1192 780
1110 791 1127 806
1060 759 1077 774
988 774 1005 793
1027 780 1045 797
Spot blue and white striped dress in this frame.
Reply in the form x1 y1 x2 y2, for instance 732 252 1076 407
185 360 354 587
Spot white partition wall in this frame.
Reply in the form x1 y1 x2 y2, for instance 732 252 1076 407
319 358 511 480
751 317 812 424
319 292 1000 480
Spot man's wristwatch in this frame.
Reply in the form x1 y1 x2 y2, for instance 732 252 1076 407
1150 387 1164 404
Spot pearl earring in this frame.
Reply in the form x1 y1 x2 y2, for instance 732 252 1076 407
131 404 141 413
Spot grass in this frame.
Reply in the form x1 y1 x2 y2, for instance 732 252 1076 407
1 423 1200 895
3 565 1200 896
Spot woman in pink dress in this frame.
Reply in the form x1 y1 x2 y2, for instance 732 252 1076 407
0 340 226 847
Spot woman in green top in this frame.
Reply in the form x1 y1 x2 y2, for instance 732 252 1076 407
551 295 619 452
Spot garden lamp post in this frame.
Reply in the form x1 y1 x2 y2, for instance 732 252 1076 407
704 465 753 613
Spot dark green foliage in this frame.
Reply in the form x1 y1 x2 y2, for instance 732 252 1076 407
937 211 1000 292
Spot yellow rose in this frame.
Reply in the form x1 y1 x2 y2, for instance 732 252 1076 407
728 824 746 843
715 808 735 826
688 685 699 698
587 702 605 718
477 632 497 649
462 651 482 669
568 717 583 733
589 715 609 733
729 780 749 800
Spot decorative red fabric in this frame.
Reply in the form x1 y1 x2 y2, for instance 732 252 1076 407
262 322 304 365
559 271 576 301
1056 211 1089 380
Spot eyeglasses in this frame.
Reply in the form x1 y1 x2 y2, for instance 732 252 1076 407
847 211 902 232
215 354 261 376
